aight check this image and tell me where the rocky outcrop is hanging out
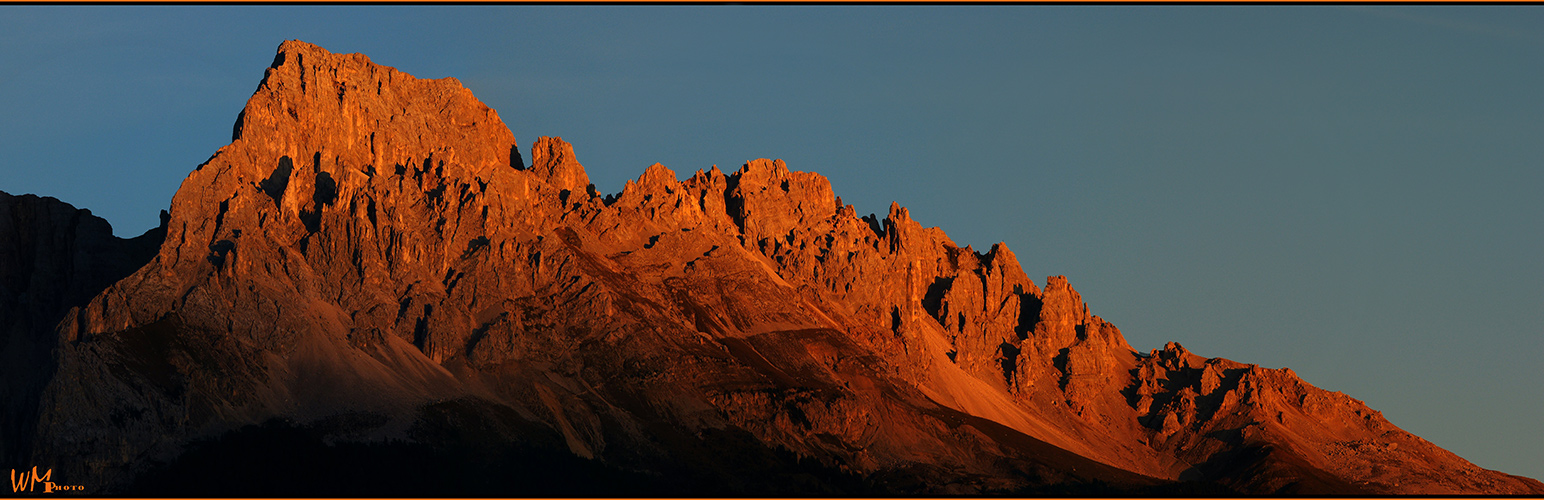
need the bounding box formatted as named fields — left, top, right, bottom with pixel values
left=1127, top=342, right=1541, bottom=494
left=528, top=136, right=592, bottom=199
left=7, top=40, right=1540, bottom=496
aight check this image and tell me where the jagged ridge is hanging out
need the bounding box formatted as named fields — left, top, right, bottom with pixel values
left=6, top=40, right=1540, bottom=495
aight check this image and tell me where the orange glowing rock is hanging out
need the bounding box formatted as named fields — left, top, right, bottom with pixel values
left=3, top=40, right=1537, bottom=495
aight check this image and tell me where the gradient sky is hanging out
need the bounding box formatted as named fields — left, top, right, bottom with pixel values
left=2, top=6, right=1540, bottom=481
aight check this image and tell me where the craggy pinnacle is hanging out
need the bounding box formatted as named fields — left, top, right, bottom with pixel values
left=7, top=40, right=1540, bottom=496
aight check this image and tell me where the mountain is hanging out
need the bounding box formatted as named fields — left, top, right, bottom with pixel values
left=4, top=40, right=1539, bottom=496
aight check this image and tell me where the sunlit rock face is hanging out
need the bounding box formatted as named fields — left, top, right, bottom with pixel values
left=6, top=40, right=1540, bottom=496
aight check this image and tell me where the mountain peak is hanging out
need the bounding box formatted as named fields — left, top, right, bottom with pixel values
left=233, top=39, right=516, bottom=174
left=529, top=136, right=590, bottom=196
left=7, top=40, right=1540, bottom=496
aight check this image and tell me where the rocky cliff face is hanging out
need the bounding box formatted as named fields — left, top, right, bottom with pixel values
left=6, top=40, right=1539, bottom=496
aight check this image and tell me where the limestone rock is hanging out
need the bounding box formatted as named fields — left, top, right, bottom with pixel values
left=1126, top=342, right=1541, bottom=494
left=529, top=136, right=592, bottom=199
left=5, top=40, right=1538, bottom=496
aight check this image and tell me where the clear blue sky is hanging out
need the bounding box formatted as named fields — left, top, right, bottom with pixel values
left=2, top=6, right=1540, bottom=481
